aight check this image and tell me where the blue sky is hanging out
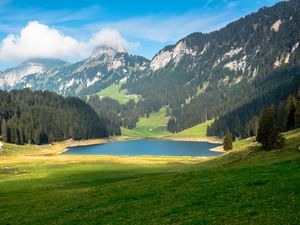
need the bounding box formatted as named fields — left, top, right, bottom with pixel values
left=0, top=0, right=281, bottom=69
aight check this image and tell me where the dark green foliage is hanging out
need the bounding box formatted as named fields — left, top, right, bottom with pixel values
left=1, top=119, right=8, bottom=142
left=256, top=107, right=285, bottom=149
left=167, top=118, right=176, bottom=133
left=88, top=96, right=140, bottom=135
left=286, top=95, right=297, bottom=130
left=275, top=102, right=288, bottom=132
left=0, top=89, right=108, bottom=144
left=295, top=88, right=300, bottom=127
left=223, top=132, right=233, bottom=151
left=88, top=96, right=122, bottom=136
left=295, top=103, right=300, bottom=128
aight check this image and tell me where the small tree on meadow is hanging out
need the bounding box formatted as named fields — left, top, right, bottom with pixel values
left=223, top=132, right=233, bottom=151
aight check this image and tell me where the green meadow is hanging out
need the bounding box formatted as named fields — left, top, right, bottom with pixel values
left=121, top=110, right=217, bottom=142
left=121, top=107, right=171, bottom=138
left=172, top=119, right=215, bottom=138
left=0, top=129, right=300, bottom=224
left=97, top=83, right=140, bottom=104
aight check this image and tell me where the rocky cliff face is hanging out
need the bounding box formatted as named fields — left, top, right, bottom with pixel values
left=0, top=58, right=67, bottom=89
left=7, top=46, right=149, bottom=96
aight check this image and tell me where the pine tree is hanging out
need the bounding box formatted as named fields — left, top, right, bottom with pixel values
left=223, top=132, right=233, bottom=151
left=257, top=107, right=274, bottom=149
left=275, top=102, right=288, bottom=132
left=296, top=87, right=300, bottom=127
left=167, top=118, right=176, bottom=133
left=295, top=102, right=300, bottom=128
left=1, top=119, right=8, bottom=142
left=256, top=107, right=285, bottom=149
left=286, top=95, right=297, bottom=130
left=33, top=129, right=42, bottom=145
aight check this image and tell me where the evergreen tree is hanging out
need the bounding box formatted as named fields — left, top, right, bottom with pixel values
left=257, top=107, right=274, bottom=149
left=286, top=95, right=297, bottom=130
left=296, top=88, right=300, bottom=127
left=167, top=118, right=176, bottom=133
left=275, top=102, right=288, bottom=132
left=1, top=119, right=8, bottom=142
left=256, top=107, right=285, bottom=149
left=33, top=129, right=42, bottom=145
left=223, top=132, right=233, bottom=151
left=295, top=102, right=300, bottom=128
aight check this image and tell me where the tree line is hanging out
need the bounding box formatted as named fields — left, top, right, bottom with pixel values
left=223, top=88, right=300, bottom=150
left=87, top=96, right=141, bottom=135
left=0, top=89, right=108, bottom=145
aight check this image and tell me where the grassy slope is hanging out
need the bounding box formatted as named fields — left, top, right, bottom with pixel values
left=121, top=108, right=215, bottom=139
left=96, top=85, right=213, bottom=139
left=122, top=107, right=171, bottom=138
left=172, top=119, right=214, bottom=138
left=0, top=129, right=300, bottom=224
left=97, top=83, right=140, bottom=104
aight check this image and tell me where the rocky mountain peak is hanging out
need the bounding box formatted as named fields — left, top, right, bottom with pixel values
left=90, top=45, right=126, bottom=61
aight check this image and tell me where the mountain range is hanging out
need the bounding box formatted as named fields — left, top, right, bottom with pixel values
left=0, top=0, right=300, bottom=137
left=0, top=45, right=149, bottom=96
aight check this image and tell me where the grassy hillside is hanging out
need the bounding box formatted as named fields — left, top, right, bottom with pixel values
left=122, top=107, right=171, bottom=138
left=97, top=83, right=140, bottom=104
left=0, top=129, right=300, bottom=224
left=121, top=108, right=215, bottom=139
left=172, top=119, right=215, bottom=138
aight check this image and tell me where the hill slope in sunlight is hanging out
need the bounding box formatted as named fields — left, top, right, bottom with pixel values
left=0, top=129, right=299, bottom=224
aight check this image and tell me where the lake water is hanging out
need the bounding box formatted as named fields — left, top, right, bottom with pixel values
left=63, top=139, right=223, bottom=157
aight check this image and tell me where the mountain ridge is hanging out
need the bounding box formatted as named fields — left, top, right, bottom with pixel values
left=6, top=45, right=150, bottom=96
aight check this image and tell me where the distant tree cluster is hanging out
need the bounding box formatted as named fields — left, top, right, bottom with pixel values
left=0, top=89, right=108, bottom=145
left=87, top=96, right=141, bottom=135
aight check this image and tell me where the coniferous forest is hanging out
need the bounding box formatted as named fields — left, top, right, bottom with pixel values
left=0, top=89, right=108, bottom=144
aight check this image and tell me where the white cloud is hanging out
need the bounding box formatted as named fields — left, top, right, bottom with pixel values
left=0, top=21, right=131, bottom=65
left=89, top=28, right=128, bottom=53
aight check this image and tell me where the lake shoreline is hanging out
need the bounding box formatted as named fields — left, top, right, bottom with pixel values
left=62, top=135, right=224, bottom=155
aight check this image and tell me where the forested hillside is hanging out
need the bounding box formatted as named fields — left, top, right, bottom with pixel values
left=123, top=0, right=300, bottom=133
left=0, top=89, right=108, bottom=144
left=208, top=86, right=300, bottom=138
